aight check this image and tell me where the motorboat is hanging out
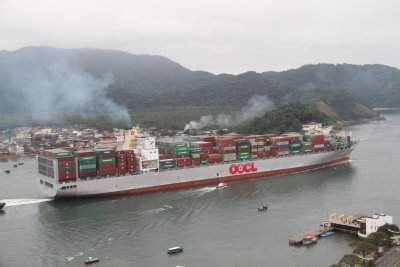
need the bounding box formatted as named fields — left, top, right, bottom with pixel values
left=18, top=162, right=24, bottom=165
left=84, top=257, right=99, bottom=264
left=302, top=235, right=318, bottom=245
left=0, top=202, right=5, bottom=210
left=216, top=183, right=227, bottom=189
left=4, top=170, right=10, bottom=174
left=168, top=247, right=183, bottom=254
left=258, top=204, right=268, bottom=211
left=163, top=205, right=173, bottom=210
left=320, top=231, right=335, bottom=238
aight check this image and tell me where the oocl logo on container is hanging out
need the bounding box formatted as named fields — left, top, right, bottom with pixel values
left=229, top=162, right=257, bottom=175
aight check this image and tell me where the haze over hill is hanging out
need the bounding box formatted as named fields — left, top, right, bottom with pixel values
left=0, top=46, right=398, bottom=129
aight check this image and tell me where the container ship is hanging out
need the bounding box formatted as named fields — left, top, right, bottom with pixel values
left=37, top=131, right=356, bottom=198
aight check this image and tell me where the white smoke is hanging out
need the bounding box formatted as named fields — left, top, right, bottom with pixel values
left=0, top=47, right=131, bottom=126
left=184, top=95, right=274, bottom=130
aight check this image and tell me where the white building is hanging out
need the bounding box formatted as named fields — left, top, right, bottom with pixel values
left=115, top=135, right=125, bottom=143
left=358, top=214, right=393, bottom=238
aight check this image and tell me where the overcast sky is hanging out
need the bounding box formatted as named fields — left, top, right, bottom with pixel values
left=1, top=0, right=399, bottom=74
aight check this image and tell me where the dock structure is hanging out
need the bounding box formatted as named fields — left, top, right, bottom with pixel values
left=325, top=213, right=365, bottom=233
left=289, top=226, right=332, bottom=246
left=289, top=213, right=366, bottom=246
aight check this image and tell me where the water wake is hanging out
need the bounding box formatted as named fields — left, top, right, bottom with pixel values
left=175, top=186, right=216, bottom=199
left=0, top=198, right=52, bottom=207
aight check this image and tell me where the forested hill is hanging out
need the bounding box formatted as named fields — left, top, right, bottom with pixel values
left=0, top=46, right=398, bottom=129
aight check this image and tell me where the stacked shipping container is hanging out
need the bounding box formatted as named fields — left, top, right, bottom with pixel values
left=76, top=151, right=97, bottom=179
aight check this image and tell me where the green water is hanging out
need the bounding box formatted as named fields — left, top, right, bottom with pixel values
left=1, top=110, right=399, bottom=266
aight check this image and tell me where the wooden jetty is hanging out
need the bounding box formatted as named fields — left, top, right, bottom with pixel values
left=289, top=226, right=331, bottom=246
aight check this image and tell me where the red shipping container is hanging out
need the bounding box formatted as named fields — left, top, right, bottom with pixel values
left=58, top=161, right=76, bottom=167
left=55, top=156, right=75, bottom=162
left=200, top=153, right=208, bottom=160
left=223, top=134, right=242, bottom=139
left=76, top=151, right=96, bottom=157
left=192, top=158, right=201, bottom=165
left=265, top=150, right=271, bottom=157
left=277, top=147, right=289, bottom=152
left=221, top=149, right=236, bottom=154
left=58, top=170, right=76, bottom=176
left=59, top=174, right=76, bottom=179
left=207, top=154, right=222, bottom=163
left=123, top=150, right=135, bottom=154
left=270, top=146, right=277, bottom=156
left=257, top=151, right=264, bottom=158
left=237, top=148, right=251, bottom=153
left=177, top=157, right=192, bottom=167
left=98, top=154, right=115, bottom=159
left=115, top=150, right=126, bottom=156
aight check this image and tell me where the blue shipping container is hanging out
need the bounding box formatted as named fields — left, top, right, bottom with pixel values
left=277, top=144, right=289, bottom=149
left=96, top=150, right=115, bottom=155
left=79, top=172, right=97, bottom=178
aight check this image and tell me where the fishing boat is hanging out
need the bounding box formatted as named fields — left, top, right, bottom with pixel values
left=18, top=162, right=24, bottom=165
left=302, top=235, right=318, bottom=245
left=0, top=202, right=5, bottom=210
left=215, top=182, right=227, bottom=189
left=84, top=257, right=99, bottom=264
left=168, top=247, right=183, bottom=254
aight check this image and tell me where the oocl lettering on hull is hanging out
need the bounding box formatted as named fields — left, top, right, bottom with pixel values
left=229, top=162, right=258, bottom=175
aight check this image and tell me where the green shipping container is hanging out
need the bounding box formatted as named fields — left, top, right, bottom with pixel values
left=302, top=142, right=313, bottom=146
left=290, top=150, right=301, bottom=154
left=237, top=152, right=251, bottom=159
left=99, top=158, right=116, bottom=163
left=53, top=151, right=72, bottom=157
left=59, top=166, right=76, bottom=171
left=79, top=160, right=96, bottom=165
left=79, top=164, right=97, bottom=170
left=200, top=160, right=208, bottom=164
left=289, top=143, right=301, bottom=148
left=78, top=156, right=96, bottom=161
left=302, top=149, right=313, bottom=153
left=161, top=164, right=175, bottom=169
left=237, top=145, right=251, bottom=149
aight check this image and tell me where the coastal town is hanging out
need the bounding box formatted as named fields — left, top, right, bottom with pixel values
left=0, top=126, right=127, bottom=158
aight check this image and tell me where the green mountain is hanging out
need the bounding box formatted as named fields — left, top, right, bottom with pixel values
left=1, top=46, right=398, bottom=129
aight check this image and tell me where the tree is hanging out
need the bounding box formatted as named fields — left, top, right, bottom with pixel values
left=366, top=232, right=388, bottom=247
left=339, top=254, right=361, bottom=267
left=377, top=224, right=400, bottom=240
left=350, top=241, right=377, bottom=264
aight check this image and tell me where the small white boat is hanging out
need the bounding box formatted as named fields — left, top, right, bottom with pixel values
left=84, top=257, right=99, bottom=264
left=163, top=205, right=173, bottom=210
left=168, top=246, right=183, bottom=254
left=302, top=235, right=318, bottom=245
left=216, top=183, right=227, bottom=189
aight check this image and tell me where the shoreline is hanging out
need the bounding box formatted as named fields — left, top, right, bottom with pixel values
left=373, top=107, right=400, bottom=111
left=336, top=115, right=386, bottom=127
